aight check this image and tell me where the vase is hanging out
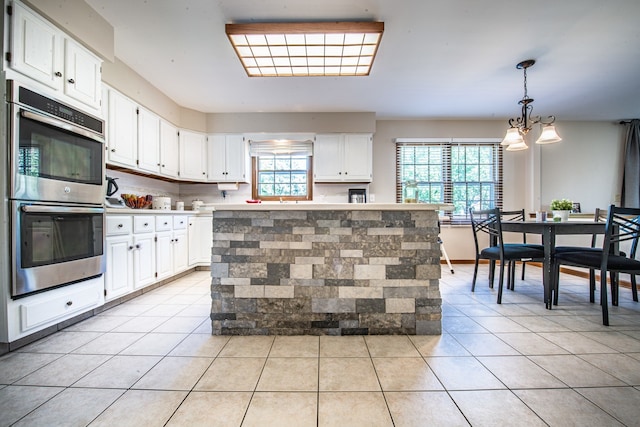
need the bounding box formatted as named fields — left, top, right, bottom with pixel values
left=552, top=210, right=570, bottom=222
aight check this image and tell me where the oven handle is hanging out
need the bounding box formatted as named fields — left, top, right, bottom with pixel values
left=21, top=205, right=105, bottom=214
left=21, top=109, right=105, bottom=144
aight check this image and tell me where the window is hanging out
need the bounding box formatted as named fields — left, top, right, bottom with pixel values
left=395, top=138, right=503, bottom=223
left=250, top=139, right=314, bottom=201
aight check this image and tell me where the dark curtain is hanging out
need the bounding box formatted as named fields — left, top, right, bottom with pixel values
left=622, top=119, right=640, bottom=208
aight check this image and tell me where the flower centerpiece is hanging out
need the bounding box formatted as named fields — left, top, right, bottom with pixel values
left=550, top=198, right=572, bottom=222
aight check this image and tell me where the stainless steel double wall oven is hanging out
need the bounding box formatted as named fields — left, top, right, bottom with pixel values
left=7, top=80, right=106, bottom=297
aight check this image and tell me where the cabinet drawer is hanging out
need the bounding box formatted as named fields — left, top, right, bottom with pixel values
left=106, top=216, right=132, bottom=235
left=156, top=216, right=172, bottom=232
left=173, top=216, right=188, bottom=230
left=20, top=283, right=100, bottom=332
left=134, top=216, right=155, bottom=233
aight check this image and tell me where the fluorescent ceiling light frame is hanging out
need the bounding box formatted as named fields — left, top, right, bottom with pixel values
left=226, top=21, right=384, bottom=77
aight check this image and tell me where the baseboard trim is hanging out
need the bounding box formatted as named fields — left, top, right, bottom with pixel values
left=440, top=260, right=634, bottom=288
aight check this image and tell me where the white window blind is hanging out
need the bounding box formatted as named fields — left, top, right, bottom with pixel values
left=395, top=138, right=503, bottom=223
left=249, top=139, right=313, bottom=157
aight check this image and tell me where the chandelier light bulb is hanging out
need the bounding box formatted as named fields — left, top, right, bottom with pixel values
left=535, top=124, right=562, bottom=144
left=501, top=127, right=524, bottom=146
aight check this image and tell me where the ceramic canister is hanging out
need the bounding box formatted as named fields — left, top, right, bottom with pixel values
left=152, top=197, right=171, bottom=210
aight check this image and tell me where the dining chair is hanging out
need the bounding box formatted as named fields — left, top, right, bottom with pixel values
left=501, top=209, right=543, bottom=290
left=470, top=208, right=545, bottom=303
left=553, top=205, right=640, bottom=326
left=554, top=208, right=608, bottom=304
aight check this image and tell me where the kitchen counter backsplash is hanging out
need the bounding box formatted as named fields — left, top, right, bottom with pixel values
left=106, top=169, right=180, bottom=206
left=110, top=169, right=373, bottom=209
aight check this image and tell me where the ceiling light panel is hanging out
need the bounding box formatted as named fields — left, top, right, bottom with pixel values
left=226, top=21, right=384, bottom=77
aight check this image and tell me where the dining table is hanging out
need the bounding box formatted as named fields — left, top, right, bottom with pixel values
left=500, top=220, right=606, bottom=309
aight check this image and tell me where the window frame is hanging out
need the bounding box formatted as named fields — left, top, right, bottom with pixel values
left=251, top=154, right=314, bottom=201
left=395, top=138, right=503, bottom=224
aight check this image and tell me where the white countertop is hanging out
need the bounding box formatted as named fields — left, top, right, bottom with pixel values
left=211, top=203, right=451, bottom=211
left=105, top=208, right=206, bottom=215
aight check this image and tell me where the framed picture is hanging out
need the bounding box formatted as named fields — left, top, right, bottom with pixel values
left=571, top=202, right=581, bottom=213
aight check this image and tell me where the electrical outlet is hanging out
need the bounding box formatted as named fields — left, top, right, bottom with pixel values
left=369, top=194, right=375, bottom=202
left=614, top=194, right=621, bottom=203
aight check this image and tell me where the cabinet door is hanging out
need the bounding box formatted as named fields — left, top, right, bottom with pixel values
left=225, top=134, right=248, bottom=182
left=107, top=89, right=138, bottom=168
left=155, top=231, right=173, bottom=281
left=173, top=229, right=189, bottom=273
left=133, top=234, right=155, bottom=289
left=10, top=2, right=63, bottom=90
left=105, top=235, right=133, bottom=301
left=206, top=134, right=227, bottom=182
left=160, top=120, right=180, bottom=178
left=343, top=134, right=373, bottom=182
left=179, top=130, right=207, bottom=181
left=63, top=38, right=102, bottom=109
left=313, top=134, right=343, bottom=181
left=137, top=107, right=161, bottom=174
left=188, top=217, right=199, bottom=265
left=188, top=216, right=212, bottom=265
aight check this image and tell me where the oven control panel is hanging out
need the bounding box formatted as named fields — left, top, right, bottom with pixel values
left=13, top=83, right=103, bottom=135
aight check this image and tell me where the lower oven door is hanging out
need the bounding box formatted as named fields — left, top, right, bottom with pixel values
left=12, top=201, right=106, bottom=297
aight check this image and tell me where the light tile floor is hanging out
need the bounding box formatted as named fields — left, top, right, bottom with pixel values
left=2, top=267, right=640, bottom=426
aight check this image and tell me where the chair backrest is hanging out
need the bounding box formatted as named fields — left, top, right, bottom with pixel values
left=469, top=207, right=503, bottom=254
left=501, top=209, right=527, bottom=243
left=591, top=208, right=608, bottom=247
left=602, top=205, right=640, bottom=263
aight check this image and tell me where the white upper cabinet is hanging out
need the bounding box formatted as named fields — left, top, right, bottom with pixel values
left=9, top=1, right=63, bottom=90
left=159, top=120, right=180, bottom=179
left=314, top=134, right=373, bottom=182
left=179, top=130, right=207, bottom=181
left=207, top=134, right=248, bottom=182
left=106, top=87, right=138, bottom=168
left=137, top=107, right=161, bottom=174
left=8, top=0, right=102, bottom=110
left=63, top=38, right=102, bottom=109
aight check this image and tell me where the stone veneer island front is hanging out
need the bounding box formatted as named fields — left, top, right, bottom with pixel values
left=210, top=203, right=447, bottom=335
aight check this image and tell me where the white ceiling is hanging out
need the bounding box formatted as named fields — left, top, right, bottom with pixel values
left=85, top=0, right=640, bottom=121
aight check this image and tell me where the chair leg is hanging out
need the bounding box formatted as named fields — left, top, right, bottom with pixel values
left=588, top=269, right=596, bottom=303
left=521, top=261, right=526, bottom=280
left=601, top=272, right=609, bottom=326
left=611, top=273, right=619, bottom=306
left=511, top=261, right=517, bottom=291
left=471, top=258, right=479, bottom=292
left=632, top=275, right=638, bottom=302
left=497, top=260, right=505, bottom=304
left=488, top=260, right=495, bottom=289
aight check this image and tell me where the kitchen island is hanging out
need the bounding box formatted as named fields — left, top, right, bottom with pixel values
left=210, top=203, right=446, bottom=335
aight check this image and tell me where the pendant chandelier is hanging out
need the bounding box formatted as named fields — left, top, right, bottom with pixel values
left=501, top=59, right=562, bottom=151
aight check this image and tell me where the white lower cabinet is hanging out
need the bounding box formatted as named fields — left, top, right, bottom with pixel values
left=133, top=233, right=156, bottom=289
left=105, top=216, right=134, bottom=301
left=7, top=276, right=105, bottom=342
left=105, top=234, right=134, bottom=300
left=155, top=231, right=173, bottom=281
left=188, top=215, right=213, bottom=265
left=105, top=213, right=191, bottom=301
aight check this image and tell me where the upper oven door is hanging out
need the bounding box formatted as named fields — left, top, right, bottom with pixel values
left=9, top=101, right=105, bottom=204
